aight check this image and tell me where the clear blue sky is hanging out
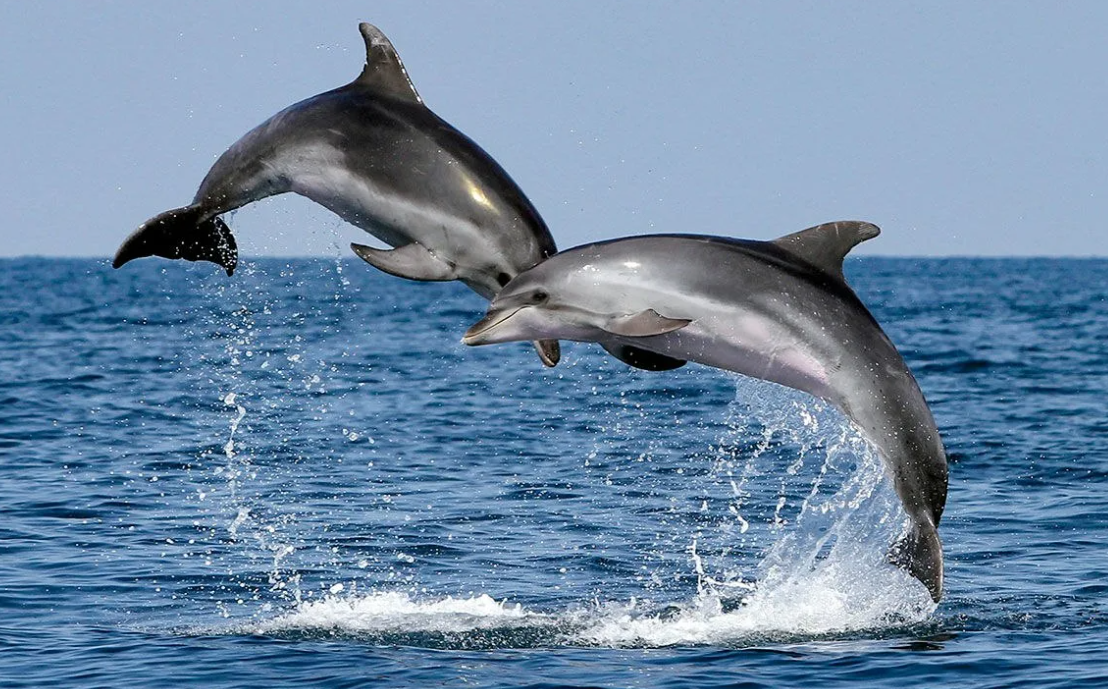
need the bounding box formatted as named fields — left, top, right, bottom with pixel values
left=2, top=1, right=1105, bottom=257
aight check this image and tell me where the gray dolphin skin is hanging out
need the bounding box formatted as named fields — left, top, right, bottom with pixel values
left=113, top=23, right=559, bottom=366
left=463, top=222, right=949, bottom=601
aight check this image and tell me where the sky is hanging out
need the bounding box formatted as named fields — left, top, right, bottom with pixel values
left=1, top=1, right=1106, bottom=258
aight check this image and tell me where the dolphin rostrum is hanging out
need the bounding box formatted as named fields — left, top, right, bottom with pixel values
left=463, top=222, right=949, bottom=601
left=113, top=23, right=559, bottom=366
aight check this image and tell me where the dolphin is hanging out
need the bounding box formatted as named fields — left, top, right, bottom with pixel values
left=462, top=221, right=949, bottom=601
left=113, top=23, right=559, bottom=366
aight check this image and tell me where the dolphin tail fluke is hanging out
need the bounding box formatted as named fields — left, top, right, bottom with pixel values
left=889, top=519, right=944, bottom=603
left=113, top=206, right=237, bottom=276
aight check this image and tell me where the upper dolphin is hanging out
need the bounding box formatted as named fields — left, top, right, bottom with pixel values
left=463, top=221, right=949, bottom=601
left=113, top=23, right=559, bottom=365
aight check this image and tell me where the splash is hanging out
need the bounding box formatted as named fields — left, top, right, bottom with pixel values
left=571, top=577, right=929, bottom=647
left=232, top=375, right=935, bottom=648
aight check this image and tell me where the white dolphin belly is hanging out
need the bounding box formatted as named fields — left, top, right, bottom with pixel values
left=279, top=143, right=497, bottom=269
left=618, top=309, right=837, bottom=402
left=281, top=144, right=431, bottom=248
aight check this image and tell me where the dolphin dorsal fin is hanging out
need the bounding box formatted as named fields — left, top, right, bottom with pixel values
left=772, top=220, right=880, bottom=282
left=353, top=23, right=422, bottom=104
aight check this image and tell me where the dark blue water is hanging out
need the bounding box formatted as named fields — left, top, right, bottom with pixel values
left=1, top=256, right=1106, bottom=687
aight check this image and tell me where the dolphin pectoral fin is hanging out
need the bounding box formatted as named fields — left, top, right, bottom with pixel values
left=600, top=343, right=687, bottom=371
left=889, top=519, right=944, bottom=602
left=602, top=309, right=692, bottom=338
left=113, top=206, right=237, bottom=276
left=353, top=23, right=422, bottom=104
left=534, top=340, right=560, bottom=367
left=772, top=220, right=880, bottom=282
left=350, top=242, right=456, bottom=282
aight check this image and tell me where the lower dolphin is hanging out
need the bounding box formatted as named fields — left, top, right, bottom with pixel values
left=462, top=221, right=949, bottom=601
left=113, top=23, right=559, bottom=366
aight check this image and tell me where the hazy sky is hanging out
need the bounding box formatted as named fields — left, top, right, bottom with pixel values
left=2, top=1, right=1106, bottom=257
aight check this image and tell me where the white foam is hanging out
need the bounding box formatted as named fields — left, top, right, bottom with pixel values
left=254, top=591, right=545, bottom=635
left=574, top=559, right=933, bottom=647
left=244, top=573, right=932, bottom=647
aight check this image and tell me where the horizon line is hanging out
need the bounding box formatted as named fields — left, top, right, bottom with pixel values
left=4, top=253, right=1108, bottom=261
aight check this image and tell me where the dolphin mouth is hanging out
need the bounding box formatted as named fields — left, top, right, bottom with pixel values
left=463, top=307, right=522, bottom=346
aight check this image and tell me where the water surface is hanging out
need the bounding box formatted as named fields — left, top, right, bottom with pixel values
left=1, top=257, right=1105, bottom=687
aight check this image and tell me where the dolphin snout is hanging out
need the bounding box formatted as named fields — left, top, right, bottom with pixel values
left=462, top=307, right=521, bottom=346
left=465, top=308, right=559, bottom=366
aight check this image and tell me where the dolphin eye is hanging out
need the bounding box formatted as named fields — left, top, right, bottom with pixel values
left=531, top=290, right=549, bottom=303
left=496, top=272, right=512, bottom=287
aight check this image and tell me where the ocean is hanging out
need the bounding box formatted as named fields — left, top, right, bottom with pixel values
left=1, top=256, right=1105, bottom=687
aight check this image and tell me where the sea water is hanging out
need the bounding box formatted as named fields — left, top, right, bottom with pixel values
left=0, top=256, right=1105, bottom=687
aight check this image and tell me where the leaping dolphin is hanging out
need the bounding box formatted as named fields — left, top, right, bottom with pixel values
left=113, top=23, right=559, bottom=366
left=462, top=221, right=949, bottom=601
